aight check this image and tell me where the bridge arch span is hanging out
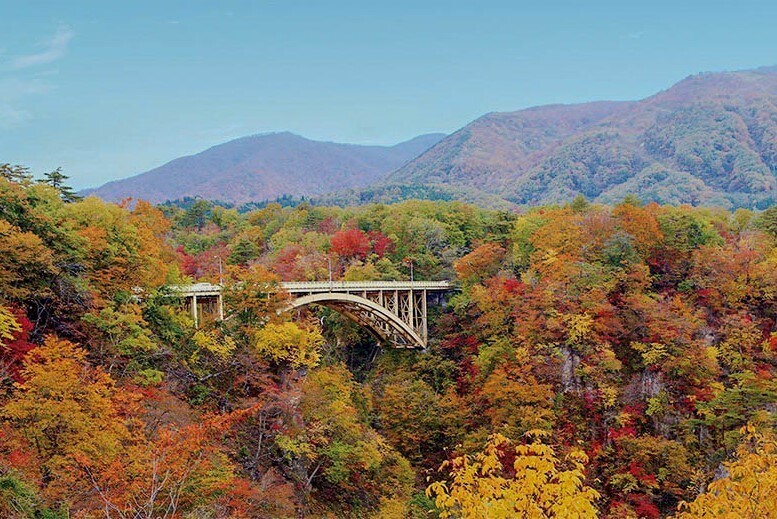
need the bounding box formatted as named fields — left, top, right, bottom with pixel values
left=287, top=292, right=425, bottom=349
left=169, top=280, right=453, bottom=349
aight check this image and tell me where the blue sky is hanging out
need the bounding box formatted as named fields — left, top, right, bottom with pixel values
left=2, top=0, right=775, bottom=189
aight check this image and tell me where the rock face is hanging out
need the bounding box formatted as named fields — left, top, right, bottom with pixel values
left=386, top=67, right=777, bottom=209
left=560, top=346, right=583, bottom=393
left=639, top=370, right=664, bottom=400
left=86, top=132, right=445, bottom=205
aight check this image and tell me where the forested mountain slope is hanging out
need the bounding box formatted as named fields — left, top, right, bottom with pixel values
left=388, top=67, right=777, bottom=209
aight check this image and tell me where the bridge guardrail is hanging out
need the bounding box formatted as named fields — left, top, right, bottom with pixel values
left=281, top=280, right=453, bottom=291
left=167, top=280, right=455, bottom=295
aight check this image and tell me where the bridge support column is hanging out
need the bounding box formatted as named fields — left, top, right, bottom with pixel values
left=422, top=289, right=427, bottom=344
left=408, top=288, right=415, bottom=338
left=191, top=294, right=198, bottom=327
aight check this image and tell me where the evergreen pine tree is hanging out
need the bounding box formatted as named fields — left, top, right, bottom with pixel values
left=42, top=168, right=81, bottom=203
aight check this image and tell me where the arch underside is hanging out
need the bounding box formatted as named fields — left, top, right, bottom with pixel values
left=287, top=292, right=425, bottom=349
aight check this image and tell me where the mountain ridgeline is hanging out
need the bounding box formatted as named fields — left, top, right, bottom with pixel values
left=389, top=67, right=777, bottom=209
left=89, top=67, right=777, bottom=209
left=88, top=132, right=446, bottom=205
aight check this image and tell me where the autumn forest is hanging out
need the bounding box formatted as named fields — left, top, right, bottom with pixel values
left=1, top=163, right=776, bottom=518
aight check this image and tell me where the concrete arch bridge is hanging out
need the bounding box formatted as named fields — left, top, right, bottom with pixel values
left=171, top=280, right=453, bottom=349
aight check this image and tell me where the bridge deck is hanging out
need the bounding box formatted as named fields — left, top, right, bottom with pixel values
left=169, top=280, right=453, bottom=295
left=282, top=280, right=452, bottom=293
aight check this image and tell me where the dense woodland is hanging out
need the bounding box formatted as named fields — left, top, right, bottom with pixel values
left=1, top=163, right=776, bottom=518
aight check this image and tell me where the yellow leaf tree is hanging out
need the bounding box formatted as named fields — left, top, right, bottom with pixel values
left=1, top=337, right=132, bottom=506
left=427, top=431, right=600, bottom=519
left=0, top=305, right=21, bottom=347
left=253, top=321, right=323, bottom=372
left=0, top=219, right=56, bottom=301
left=675, top=425, right=777, bottom=519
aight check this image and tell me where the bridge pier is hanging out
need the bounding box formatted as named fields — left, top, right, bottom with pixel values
left=176, top=283, right=225, bottom=327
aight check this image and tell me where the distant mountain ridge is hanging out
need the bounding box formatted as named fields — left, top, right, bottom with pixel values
left=87, top=132, right=446, bottom=204
left=89, top=66, right=777, bottom=210
left=386, top=67, right=777, bottom=209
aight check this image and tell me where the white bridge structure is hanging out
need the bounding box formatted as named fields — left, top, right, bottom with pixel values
left=170, top=281, right=454, bottom=349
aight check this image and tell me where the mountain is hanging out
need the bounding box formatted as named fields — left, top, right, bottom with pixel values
left=87, top=132, right=446, bottom=204
left=89, top=67, right=777, bottom=210
left=386, top=67, right=777, bottom=209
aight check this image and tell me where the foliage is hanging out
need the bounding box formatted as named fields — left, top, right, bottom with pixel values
left=330, top=227, right=372, bottom=260
left=0, top=306, right=21, bottom=348
left=1, top=337, right=131, bottom=508
left=427, top=432, right=600, bottom=518
left=3, top=167, right=777, bottom=516
left=253, top=321, right=324, bottom=371
left=454, top=242, right=506, bottom=286
left=676, top=425, right=777, bottom=518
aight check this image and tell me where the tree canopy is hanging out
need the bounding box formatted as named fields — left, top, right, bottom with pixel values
left=0, top=166, right=776, bottom=517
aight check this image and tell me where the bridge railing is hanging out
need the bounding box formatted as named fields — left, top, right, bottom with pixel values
left=281, top=280, right=453, bottom=292
left=166, top=283, right=223, bottom=295
left=167, top=280, right=454, bottom=295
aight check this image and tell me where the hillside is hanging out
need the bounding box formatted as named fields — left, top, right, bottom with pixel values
left=86, top=132, right=445, bottom=204
left=387, top=67, right=777, bottom=209
left=4, top=170, right=777, bottom=516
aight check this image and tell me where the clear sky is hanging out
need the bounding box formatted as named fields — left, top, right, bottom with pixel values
left=2, top=0, right=775, bottom=189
